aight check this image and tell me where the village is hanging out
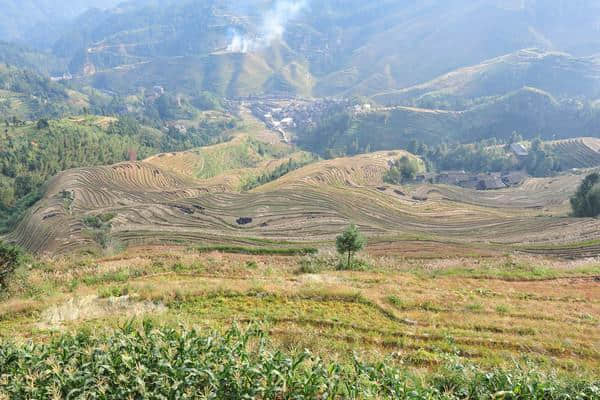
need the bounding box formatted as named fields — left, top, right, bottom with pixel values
left=243, top=96, right=358, bottom=142
left=412, top=169, right=528, bottom=190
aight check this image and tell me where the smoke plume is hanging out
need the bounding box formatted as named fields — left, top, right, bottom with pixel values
left=227, top=0, right=308, bottom=53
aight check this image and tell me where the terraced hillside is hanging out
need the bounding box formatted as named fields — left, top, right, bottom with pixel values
left=6, top=136, right=600, bottom=258
left=145, top=135, right=313, bottom=192
left=549, top=137, right=600, bottom=170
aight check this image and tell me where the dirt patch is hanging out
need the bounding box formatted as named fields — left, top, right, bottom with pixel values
left=38, top=295, right=166, bottom=329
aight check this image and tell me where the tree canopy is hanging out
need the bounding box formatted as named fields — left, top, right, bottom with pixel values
left=570, top=173, right=600, bottom=217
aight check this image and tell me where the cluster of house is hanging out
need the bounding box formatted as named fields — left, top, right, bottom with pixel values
left=410, top=143, right=530, bottom=190
left=248, top=97, right=353, bottom=141
left=414, top=170, right=528, bottom=190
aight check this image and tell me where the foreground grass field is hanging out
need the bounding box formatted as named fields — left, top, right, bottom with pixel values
left=2, top=324, right=598, bottom=399
left=0, top=245, right=598, bottom=398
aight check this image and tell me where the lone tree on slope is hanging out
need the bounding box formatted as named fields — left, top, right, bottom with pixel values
left=336, top=224, right=366, bottom=268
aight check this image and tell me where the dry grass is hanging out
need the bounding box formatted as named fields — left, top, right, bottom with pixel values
left=1, top=248, right=598, bottom=377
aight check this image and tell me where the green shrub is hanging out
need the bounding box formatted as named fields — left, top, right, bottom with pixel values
left=336, top=258, right=371, bottom=271
left=383, top=156, right=422, bottom=184
left=98, top=285, right=130, bottom=298
left=387, top=295, right=408, bottom=310
left=297, top=258, right=320, bottom=274
left=571, top=173, right=600, bottom=217
left=0, top=241, right=22, bottom=290
left=195, top=245, right=318, bottom=256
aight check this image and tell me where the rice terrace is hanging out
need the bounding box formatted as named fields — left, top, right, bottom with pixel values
left=1, top=0, right=600, bottom=398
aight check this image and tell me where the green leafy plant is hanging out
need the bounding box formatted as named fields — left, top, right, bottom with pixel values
left=0, top=325, right=598, bottom=399
left=383, top=156, right=422, bottom=184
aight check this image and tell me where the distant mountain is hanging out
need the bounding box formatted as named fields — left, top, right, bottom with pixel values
left=2, top=0, right=600, bottom=149
left=0, top=0, right=124, bottom=46
left=36, top=0, right=600, bottom=98
left=0, top=42, right=67, bottom=76
left=303, top=0, right=600, bottom=96
left=372, top=49, right=600, bottom=109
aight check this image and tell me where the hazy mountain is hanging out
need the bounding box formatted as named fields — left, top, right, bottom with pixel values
left=0, top=0, right=124, bottom=46
left=2, top=0, right=600, bottom=147
left=31, top=0, right=600, bottom=98
left=0, top=42, right=67, bottom=75
left=373, top=49, right=600, bottom=109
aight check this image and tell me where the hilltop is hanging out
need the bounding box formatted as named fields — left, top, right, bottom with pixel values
left=0, top=64, right=87, bottom=120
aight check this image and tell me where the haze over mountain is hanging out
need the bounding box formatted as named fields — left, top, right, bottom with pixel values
left=11, top=0, right=594, bottom=97
left=0, top=0, right=124, bottom=46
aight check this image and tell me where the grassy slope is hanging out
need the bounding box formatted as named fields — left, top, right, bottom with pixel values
left=1, top=248, right=598, bottom=387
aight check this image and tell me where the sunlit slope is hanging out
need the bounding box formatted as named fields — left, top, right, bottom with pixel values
left=547, top=138, right=600, bottom=170
left=7, top=144, right=600, bottom=257
left=145, top=135, right=313, bottom=192
left=253, top=151, right=418, bottom=190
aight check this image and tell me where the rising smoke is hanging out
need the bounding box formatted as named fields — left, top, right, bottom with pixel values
left=227, top=0, right=308, bottom=53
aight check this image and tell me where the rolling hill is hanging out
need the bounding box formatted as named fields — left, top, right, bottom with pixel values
left=2, top=2, right=600, bottom=394
left=295, top=87, right=600, bottom=154
left=7, top=135, right=600, bottom=257
left=0, top=64, right=88, bottom=120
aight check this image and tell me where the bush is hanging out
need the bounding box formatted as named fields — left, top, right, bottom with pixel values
left=98, top=285, right=130, bottom=298
left=336, top=257, right=371, bottom=271
left=296, top=255, right=328, bottom=274
left=0, top=241, right=22, bottom=290
left=571, top=173, right=600, bottom=217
